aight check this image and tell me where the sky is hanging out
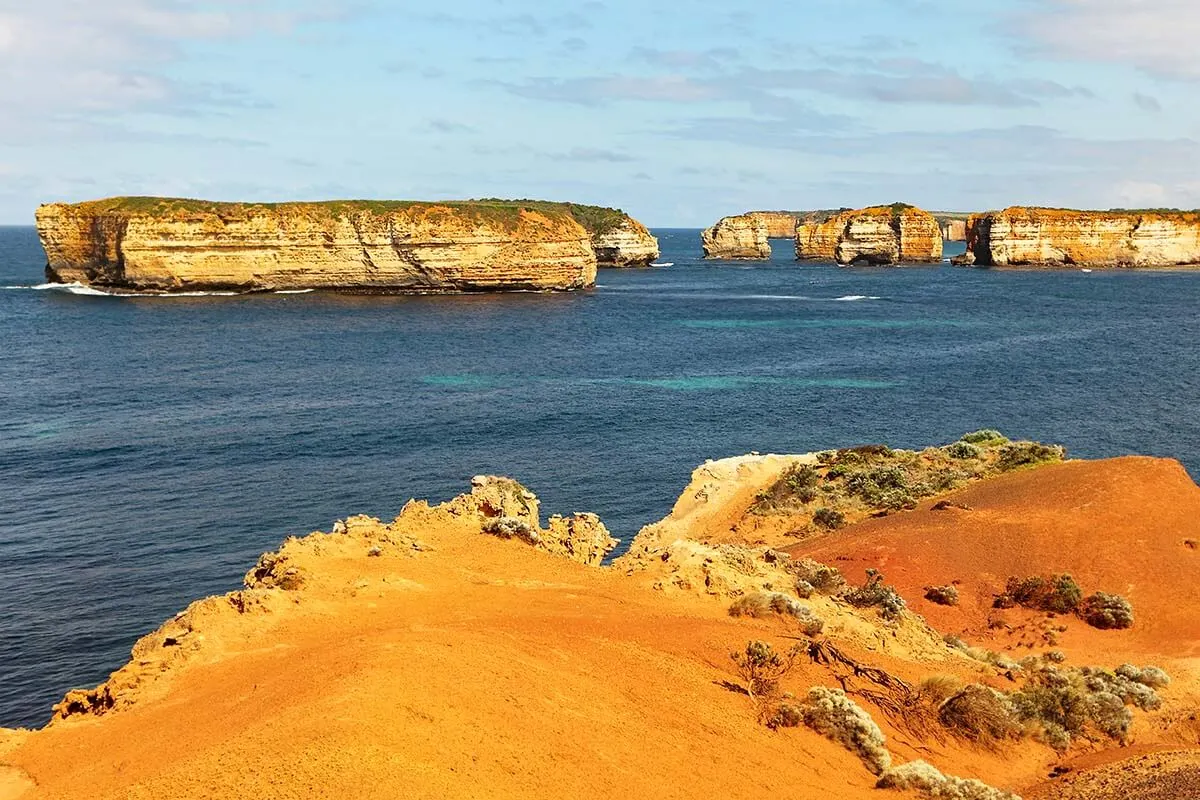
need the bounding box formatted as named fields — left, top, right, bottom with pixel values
left=1, top=0, right=1198, bottom=225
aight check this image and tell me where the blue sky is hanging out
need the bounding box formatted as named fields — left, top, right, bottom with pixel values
left=1, top=0, right=1197, bottom=225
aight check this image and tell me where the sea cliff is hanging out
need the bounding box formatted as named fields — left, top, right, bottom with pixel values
left=701, top=214, right=771, bottom=259
left=34, top=198, right=648, bottom=293
left=746, top=211, right=803, bottom=239
left=590, top=215, right=660, bottom=267
left=959, top=207, right=1200, bottom=268
left=795, top=205, right=943, bottom=265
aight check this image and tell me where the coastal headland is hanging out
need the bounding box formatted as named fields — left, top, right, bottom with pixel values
left=2, top=435, right=1198, bottom=799
left=35, top=197, right=659, bottom=294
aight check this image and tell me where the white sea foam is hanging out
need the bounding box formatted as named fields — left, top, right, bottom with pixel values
left=832, top=295, right=882, bottom=302
left=29, top=282, right=116, bottom=296
left=21, top=282, right=247, bottom=297
left=274, top=289, right=315, bottom=294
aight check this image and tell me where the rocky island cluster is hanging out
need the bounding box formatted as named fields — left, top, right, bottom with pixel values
left=702, top=204, right=1200, bottom=269
left=35, top=197, right=659, bottom=294
left=704, top=204, right=944, bottom=265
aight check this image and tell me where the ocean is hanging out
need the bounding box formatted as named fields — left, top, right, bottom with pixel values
left=2, top=226, right=1199, bottom=727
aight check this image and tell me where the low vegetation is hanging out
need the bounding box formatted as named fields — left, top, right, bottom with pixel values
left=930, top=661, right=1169, bottom=751
left=70, top=196, right=632, bottom=234
left=994, top=574, right=1135, bottom=630
left=728, top=593, right=825, bottom=636
left=924, top=585, right=960, bottom=606
left=481, top=517, right=540, bottom=546
left=1079, top=592, right=1135, bottom=630
left=730, top=640, right=800, bottom=700
left=843, top=569, right=907, bottom=621
left=792, top=686, right=892, bottom=775
left=877, top=761, right=1019, bottom=800
left=747, top=432, right=1065, bottom=533
left=789, top=558, right=848, bottom=597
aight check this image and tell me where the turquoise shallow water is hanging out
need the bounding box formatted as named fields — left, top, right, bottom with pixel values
left=2, top=227, right=1200, bottom=726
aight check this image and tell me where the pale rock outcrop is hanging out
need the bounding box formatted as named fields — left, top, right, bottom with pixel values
left=701, top=214, right=771, bottom=259
left=747, top=211, right=802, bottom=239
left=962, top=207, right=1200, bottom=268
left=36, top=198, right=599, bottom=293
left=591, top=217, right=660, bottom=267
left=449, top=476, right=617, bottom=566
left=939, top=218, right=968, bottom=242
left=795, top=205, right=943, bottom=265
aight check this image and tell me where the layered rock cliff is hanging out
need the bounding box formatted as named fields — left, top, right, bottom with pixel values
left=588, top=215, right=660, bottom=267
left=795, top=205, right=944, bottom=265
left=959, top=207, right=1200, bottom=268
left=938, top=218, right=968, bottom=242
left=701, top=214, right=771, bottom=259
left=36, top=197, right=604, bottom=293
left=746, top=211, right=802, bottom=239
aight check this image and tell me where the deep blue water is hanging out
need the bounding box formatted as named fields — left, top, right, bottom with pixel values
left=3, top=226, right=1200, bottom=727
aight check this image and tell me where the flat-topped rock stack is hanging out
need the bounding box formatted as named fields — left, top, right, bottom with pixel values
left=35, top=197, right=660, bottom=293
left=796, top=204, right=943, bottom=265
left=957, top=207, right=1200, bottom=268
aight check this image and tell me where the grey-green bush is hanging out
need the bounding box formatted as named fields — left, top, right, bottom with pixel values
left=799, top=687, right=892, bottom=775
left=877, top=760, right=1020, bottom=800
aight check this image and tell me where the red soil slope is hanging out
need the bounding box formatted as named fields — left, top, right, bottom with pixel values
left=790, top=457, right=1200, bottom=662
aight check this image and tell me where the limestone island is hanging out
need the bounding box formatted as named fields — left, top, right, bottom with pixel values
left=3, top=434, right=1199, bottom=798
left=795, top=205, right=943, bottom=265
left=34, top=197, right=660, bottom=294
left=702, top=205, right=948, bottom=265
left=955, top=207, right=1200, bottom=269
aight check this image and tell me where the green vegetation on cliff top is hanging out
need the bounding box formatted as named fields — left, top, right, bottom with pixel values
left=57, top=196, right=631, bottom=235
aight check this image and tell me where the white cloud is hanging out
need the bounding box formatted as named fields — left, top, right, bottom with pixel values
left=0, top=1, right=330, bottom=141
left=1012, top=0, right=1200, bottom=80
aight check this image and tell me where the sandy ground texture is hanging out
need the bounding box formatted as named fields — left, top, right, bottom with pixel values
left=2, top=454, right=1198, bottom=799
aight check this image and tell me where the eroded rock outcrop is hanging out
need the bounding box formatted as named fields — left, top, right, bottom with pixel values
left=36, top=197, right=601, bottom=293
left=961, top=208, right=1200, bottom=268
left=795, top=205, right=943, bottom=265
left=701, top=214, right=771, bottom=259
left=747, top=211, right=803, bottom=239
left=939, top=218, right=968, bottom=242
left=444, top=475, right=617, bottom=566
left=590, top=216, right=660, bottom=267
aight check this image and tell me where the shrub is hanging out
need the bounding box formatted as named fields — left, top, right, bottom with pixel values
left=750, top=464, right=822, bottom=512
left=799, top=687, right=892, bottom=775
left=812, top=507, right=846, bottom=530
left=946, top=441, right=983, bottom=460
left=844, top=569, right=907, bottom=621
left=789, top=558, right=847, bottom=595
left=1116, top=664, right=1170, bottom=689
left=730, top=640, right=799, bottom=699
left=482, top=516, right=541, bottom=545
left=728, top=593, right=825, bottom=636
left=925, top=585, right=960, bottom=606
left=994, top=574, right=1082, bottom=614
left=1006, top=663, right=1167, bottom=748
left=766, top=702, right=804, bottom=729
left=918, top=675, right=965, bottom=707
left=996, top=442, right=1065, bottom=471
left=938, top=685, right=1021, bottom=743
left=960, top=429, right=1009, bottom=446
left=877, top=760, right=1019, bottom=800
left=1080, top=592, right=1134, bottom=630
